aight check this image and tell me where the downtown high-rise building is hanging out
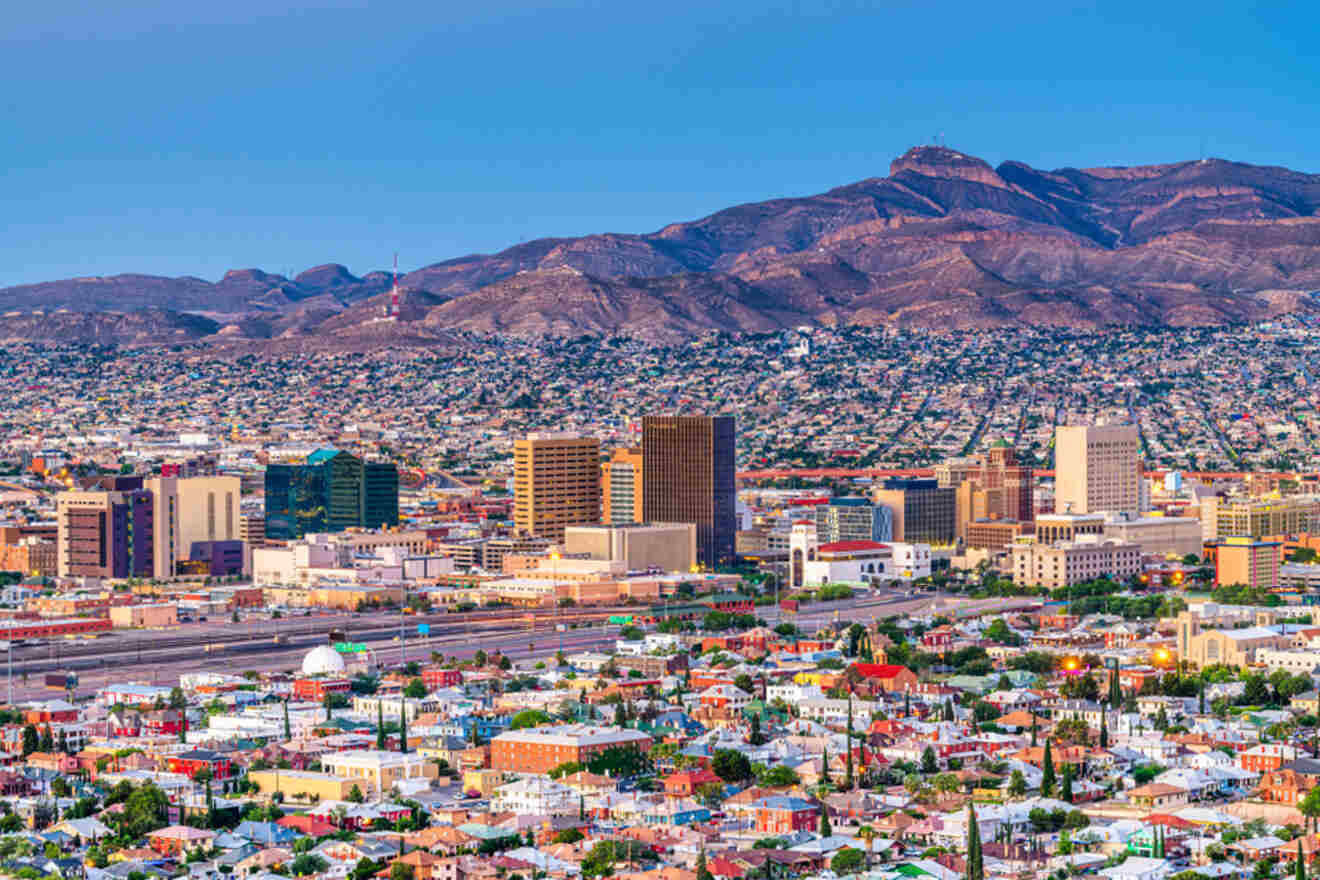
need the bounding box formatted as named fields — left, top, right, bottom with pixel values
left=950, top=440, right=1034, bottom=541
left=265, top=449, right=399, bottom=540
left=513, top=433, right=602, bottom=542
left=1053, top=424, right=1141, bottom=515
left=601, top=446, right=644, bottom=525
left=641, top=415, right=736, bottom=568
left=56, top=482, right=154, bottom=579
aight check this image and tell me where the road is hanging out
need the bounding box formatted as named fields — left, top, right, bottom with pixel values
left=0, top=590, right=1039, bottom=703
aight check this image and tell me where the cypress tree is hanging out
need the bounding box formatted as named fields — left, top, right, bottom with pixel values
left=903, top=691, right=910, bottom=717
left=579, top=794, right=585, bottom=821
left=822, top=746, right=831, bottom=785
left=845, top=696, right=854, bottom=790
left=1061, top=764, right=1073, bottom=804
left=323, top=690, right=332, bottom=722
left=1100, top=712, right=1108, bottom=749
left=1030, top=712, right=1038, bottom=747
left=696, top=847, right=713, bottom=880
left=1040, top=740, right=1056, bottom=798
left=1297, top=839, right=1305, bottom=880
left=965, top=803, right=983, bottom=880
left=399, top=708, right=409, bottom=754
left=376, top=701, right=386, bottom=749
left=1199, top=677, right=1206, bottom=715
left=819, top=807, right=832, bottom=838
left=283, top=700, right=291, bottom=740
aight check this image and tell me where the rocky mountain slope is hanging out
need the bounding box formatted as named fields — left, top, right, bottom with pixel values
left=6, top=146, right=1320, bottom=344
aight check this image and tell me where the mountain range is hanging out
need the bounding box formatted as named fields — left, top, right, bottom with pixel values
left=6, top=145, right=1320, bottom=347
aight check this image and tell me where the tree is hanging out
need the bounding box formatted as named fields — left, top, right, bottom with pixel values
left=474, top=649, right=488, bottom=667
left=404, top=678, right=427, bottom=699
left=695, top=847, right=713, bottom=880
left=554, top=828, right=585, bottom=844
left=1298, top=840, right=1306, bottom=880
left=845, top=696, right=855, bottom=789
left=389, top=862, right=415, bottom=880
left=123, top=783, right=170, bottom=837
left=1007, top=770, right=1027, bottom=799
left=399, top=708, right=409, bottom=754
left=759, top=765, right=800, bottom=787
left=376, top=702, right=386, bottom=749
left=1061, top=764, right=1074, bottom=804
left=293, top=855, right=330, bottom=876
left=934, top=773, right=960, bottom=794
left=831, top=848, right=865, bottom=875
left=921, top=746, right=938, bottom=775
left=20, top=724, right=38, bottom=756
left=712, top=749, right=753, bottom=783
left=819, top=807, right=832, bottom=838
left=1040, top=740, right=1056, bottom=799
left=347, top=784, right=366, bottom=804
left=1100, top=711, right=1109, bottom=749
left=1030, top=712, right=1038, bottom=747
left=965, top=803, right=983, bottom=880
left=511, top=709, right=553, bottom=730
left=57, top=729, right=69, bottom=754
left=749, top=712, right=767, bottom=746
left=1300, top=786, right=1320, bottom=833
left=283, top=700, right=292, bottom=740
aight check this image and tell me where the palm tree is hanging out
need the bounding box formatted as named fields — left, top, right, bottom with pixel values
left=856, top=825, right=878, bottom=868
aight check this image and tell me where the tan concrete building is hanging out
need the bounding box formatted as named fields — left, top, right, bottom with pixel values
left=1034, top=512, right=1105, bottom=544
left=1213, top=536, right=1281, bottom=588
left=248, top=769, right=376, bottom=802
left=109, top=603, right=179, bottom=628
left=319, top=749, right=438, bottom=791
left=1200, top=495, right=1320, bottom=542
left=1009, top=535, right=1143, bottom=589
left=1102, top=514, right=1202, bottom=558
left=514, top=433, right=601, bottom=542
left=144, top=476, right=242, bottom=577
left=601, top=446, right=644, bottom=525
left=1053, top=424, right=1141, bottom=515
left=56, top=487, right=155, bottom=579
left=562, top=522, right=696, bottom=572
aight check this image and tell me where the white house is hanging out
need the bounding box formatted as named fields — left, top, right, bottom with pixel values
left=491, top=777, right=578, bottom=816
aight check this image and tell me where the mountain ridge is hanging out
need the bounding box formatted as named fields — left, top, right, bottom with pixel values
left=6, top=145, right=1320, bottom=345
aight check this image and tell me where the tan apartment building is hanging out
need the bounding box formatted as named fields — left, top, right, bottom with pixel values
left=1054, top=424, right=1141, bottom=515
left=1212, top=536, right=1281, bottom=588
left=513, top=433, right=601, bottom=543
left=1200, top=495, right=1320, bottom=542
left=601, top=446, right=644, bottom=524
left=56, top=487, right=155, bottom=579
left=1010, top=535, right=1143, bottom=589
left=318, top=750, right=437, bottom=792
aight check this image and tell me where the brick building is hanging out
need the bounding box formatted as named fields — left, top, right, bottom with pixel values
left=490, top=724, right=652, bottom=773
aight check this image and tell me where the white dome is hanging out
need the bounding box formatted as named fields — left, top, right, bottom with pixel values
left=302, top=645, right=347, bottom=676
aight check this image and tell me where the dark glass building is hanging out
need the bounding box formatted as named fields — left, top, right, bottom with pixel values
left=641, top=415, right=736, bottom=568
left=265, top=449, right=399, bottom=540
left=874, top=477, right=956, bottom=546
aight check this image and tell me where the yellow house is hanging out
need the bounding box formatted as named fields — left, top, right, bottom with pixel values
left=462, top=768, right=504, bottom=797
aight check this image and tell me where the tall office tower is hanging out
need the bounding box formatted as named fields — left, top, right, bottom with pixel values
left=951, top=440, right=1034, bottom=541
left=145, top=475, right=242, bottom=577
left=601, top=447, right=644, bottom=525
left=641, top=415, right=736, bottom=568
left=873, top=477, right=956, bottom=545
left=814, top=497, right=893, bottom=543
left=364, top=462, right=400, bottom=531
left=265, top=449, right=399, bottom=540
left=513, top=433, right=602, bottom=542
left=1053, top=424, right=1141, bottom=515
left=56, top=488, right=154, bottom=578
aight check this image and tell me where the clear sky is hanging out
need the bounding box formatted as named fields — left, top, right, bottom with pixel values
left=4, top=0, right=1317, bottom=287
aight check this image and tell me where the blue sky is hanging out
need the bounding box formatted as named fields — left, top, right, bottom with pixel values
left=3, top=0, right=1316, bottom=286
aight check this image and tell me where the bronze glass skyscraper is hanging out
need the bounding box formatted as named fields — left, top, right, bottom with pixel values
left=641, top=415, right=735, bottom=567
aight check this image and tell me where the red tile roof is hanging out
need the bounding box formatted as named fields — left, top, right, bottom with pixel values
left=817, top=540, right=889, bottom=552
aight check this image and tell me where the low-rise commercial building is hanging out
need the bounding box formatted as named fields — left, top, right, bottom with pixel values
left=1009, top=536, right=1142, bottom=589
